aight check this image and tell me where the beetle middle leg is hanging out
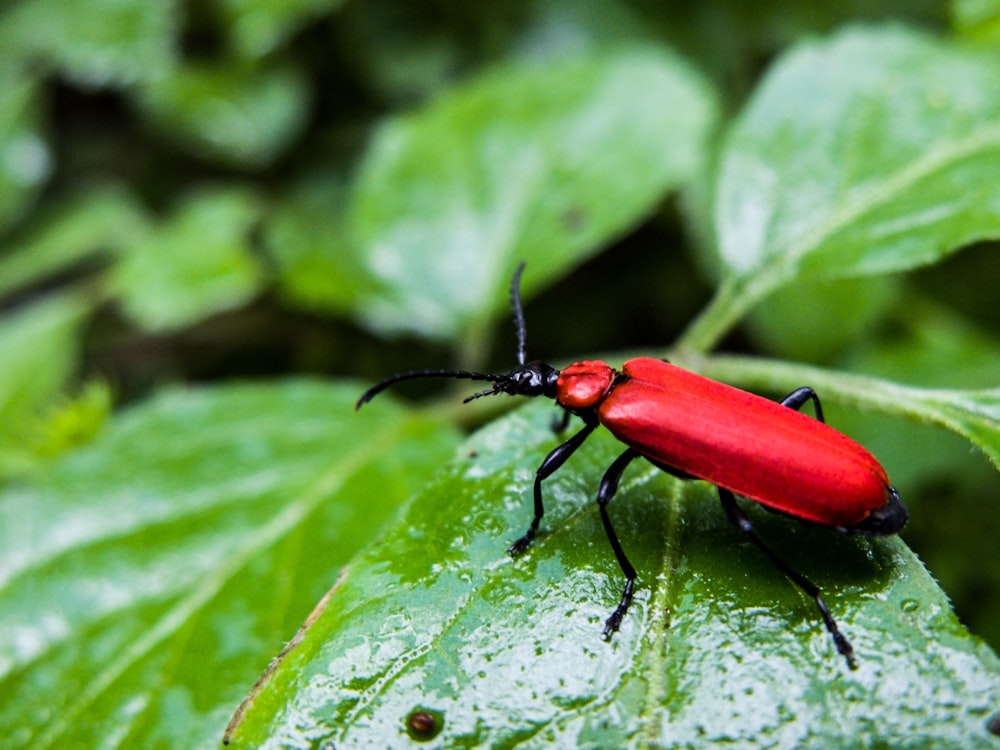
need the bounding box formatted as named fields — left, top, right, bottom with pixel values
left=596, top=448, right=642, bottom=637
left=718, top=488, right=857, bottom=668
left=550, top=407, right=572, bottom=434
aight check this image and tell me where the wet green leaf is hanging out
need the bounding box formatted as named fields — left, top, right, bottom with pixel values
left=682, top=25, right=1000, bottom=351
left=0, top=381, right=460, bottom=749
left=348, top=45, right=717, bottom=339
left=226, top=403, right=1000, bottom=749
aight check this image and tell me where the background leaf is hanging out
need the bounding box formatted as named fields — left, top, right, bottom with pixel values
left=0, top=294, right=89, bottom=468
left=0, top=184, right=148, bottom=299
left=0, top=65, right=49, bottom=233
left=682, top=25, right=1000, bottom=351
left=217, top=0, right=348, bottom=59
left=348, top=45, right=717, bottom=340
left=953, top=0, right=1000, bottom=44
left=111, top=186, right=265, bottom=332
left=0, top=0, right=179, bottom=87
left=137, top=63, right=311, bottom=167
left=227, top=403, right=1000, bottom=748
left=262, top=174, right=368, bottom=316
left=0, top=381, right=460, bottom=749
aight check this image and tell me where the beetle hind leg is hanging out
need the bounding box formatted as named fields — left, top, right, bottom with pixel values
left=780, top=386, right=825, bottom=422
left=719, top=488, right=857, bottom=669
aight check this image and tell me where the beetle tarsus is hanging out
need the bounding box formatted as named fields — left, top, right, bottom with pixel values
left=602, top=578, right=634, bottom=638
left=830, top=623, right=858, bottom=670
left=507, top=528, right=536, bottom=556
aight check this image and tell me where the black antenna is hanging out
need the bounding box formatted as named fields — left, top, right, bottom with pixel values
left=355, top=263, right=536, bottom=410
left=355, top=369, right=500, bottom=410
left=510, top=262, right=528, bottom=365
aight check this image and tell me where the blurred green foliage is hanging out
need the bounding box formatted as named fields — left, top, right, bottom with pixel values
left=2, top=0, right=1000, bottom=747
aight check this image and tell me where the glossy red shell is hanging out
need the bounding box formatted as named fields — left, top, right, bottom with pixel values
left=590, top=358, right=891, bottom=528
left=556, top=361, right=616, bottom=410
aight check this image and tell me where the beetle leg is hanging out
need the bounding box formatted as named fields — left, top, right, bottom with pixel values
left=508, top=421, right=597, bottom=556
left=780, top=386, right=825, bottom=423
left=718, top=488, right=857, bottom=668
left=597, top=448, right=642, bottom=638
left=550, top=408, right=572, bottom=434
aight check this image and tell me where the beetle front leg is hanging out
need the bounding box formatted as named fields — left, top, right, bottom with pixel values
left=597, top=448, right=642, bottom=638
left=550, top=407, right=572, bottom=434
left=508, top=421, right=596, bottom=556
left=718, top=488, right=857, bottom=668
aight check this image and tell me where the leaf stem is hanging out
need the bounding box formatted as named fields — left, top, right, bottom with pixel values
left=674, top=277, right=761, bottom=354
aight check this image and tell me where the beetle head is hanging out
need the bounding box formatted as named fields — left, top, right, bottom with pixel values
left=464, top=360, right=559, bottom=402
left=356, top=262, right=558, bottom=410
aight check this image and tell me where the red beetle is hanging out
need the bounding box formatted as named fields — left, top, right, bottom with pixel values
left=357, top=264, right=907, bottom=667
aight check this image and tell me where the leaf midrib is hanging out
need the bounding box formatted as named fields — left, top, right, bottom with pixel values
left=767, top=119, right=1000, bottom=284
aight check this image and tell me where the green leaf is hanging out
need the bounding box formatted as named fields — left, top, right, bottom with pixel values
left=348, top=44, right=717, bottom=339
left=833, top=302, right=1000, bottom=481
left=0, top=0, right=179, bottom=87
left=0, top=64, right=50, bottom=233
left=953, top=0, right=1000, bottom=44
left=744, top=276, right=903, bottom=361
left=0, top=184, right=148, bottom=299
left=0, top=380, right=461, bottom=749
left=718, top=25, right=1000, bottom=281
left=137, top=62, right=310, bottom=166
left=226, top=402, right=1000, bottom=747
left=681, top=25, right=1000, bottom=351
left=914, top=388, right=1000, bottom=469
left=217, top=0, right=347, bottom=58
left=263, top=174, right=374, bottom=315
left=112, top=186, right=264, bottom=331
left=0, top=293, right=88, bottom=426
left=24, top=380, right=111, bottom=454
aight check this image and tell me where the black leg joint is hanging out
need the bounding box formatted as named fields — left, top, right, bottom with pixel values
left=781, top=386, right=825, bottom=423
